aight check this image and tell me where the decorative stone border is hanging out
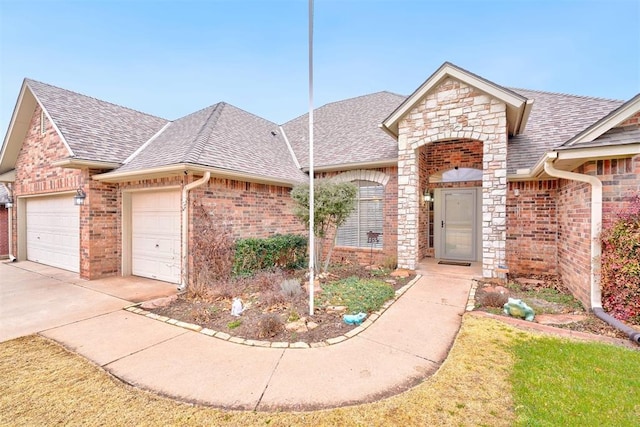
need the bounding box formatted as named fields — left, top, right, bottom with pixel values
left=124, top=275, right=422, bottom=349
left=465, top=280, right=480, bottom=312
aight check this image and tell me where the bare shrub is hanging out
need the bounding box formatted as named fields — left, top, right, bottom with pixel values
left=189, top=202, right=235, bottom=299
left=478, top=292, right=508, bottom=308
left=280, top=279, right=302, bottom=298
left=257, top=313, right=284, bottom=338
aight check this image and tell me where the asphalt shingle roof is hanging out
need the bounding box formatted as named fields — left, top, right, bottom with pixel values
left=120, top=103, right=307, bottom=183
left=26, top=79, right=168, bottom=164
left=282, top=91, right=406, bottom=169
left=563, top=124, right=640, bottom=149
left=507, top=88, right=623, bottom=174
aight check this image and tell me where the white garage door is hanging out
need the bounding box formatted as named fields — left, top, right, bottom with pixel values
left=26, top=195, right=80, bottom=272
left=131, top=191, right=181, bottom=284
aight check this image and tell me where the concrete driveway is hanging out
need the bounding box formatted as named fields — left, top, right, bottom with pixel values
left=1, top=258, right=478, bottom=411
left=0, top=261, right=177, bottom=342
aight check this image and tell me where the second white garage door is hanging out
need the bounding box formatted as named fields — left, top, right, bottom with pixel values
left=131, top=191, right=181, bottom=284
left=26, top=195, right=80, bottom=272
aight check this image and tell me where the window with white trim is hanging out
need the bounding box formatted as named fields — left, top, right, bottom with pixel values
left=336, top=180, right=383, bottom=248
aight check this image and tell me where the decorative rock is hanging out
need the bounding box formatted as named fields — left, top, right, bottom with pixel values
left=390, top=269, right=411, bottom=278
left=285, top=319, right=308, bottom=333
left=306, top=321, right=319, bottom=330
left=140, top=295, right=177, bottom=309
left=326, top=305, right=347, bottom=314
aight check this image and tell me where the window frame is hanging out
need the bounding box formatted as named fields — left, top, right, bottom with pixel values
left=336, top=180, right=384, bottom=249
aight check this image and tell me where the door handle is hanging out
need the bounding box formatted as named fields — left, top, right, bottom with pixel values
left=441, top=221, right=444, bottom=228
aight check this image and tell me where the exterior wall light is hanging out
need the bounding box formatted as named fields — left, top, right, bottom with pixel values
left=4, top=197, right=13, bottom=209
left=74, top=188, right=86, bottom=206
left=423, top=190, right=433, bottom=203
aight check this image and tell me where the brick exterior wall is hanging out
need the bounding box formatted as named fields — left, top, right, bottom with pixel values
left=506, top=180, right=558, bottom=275
left=397, top=77, right=508, bottom=276
left=192, top=177, right=305, bottom=239
left=315, top=167, right=398, bottom=267
left=583, top=155, right=640, bottom=227
left=418, top=139, right=483, bottom=258
left=556, top=177, right=592, bottom=307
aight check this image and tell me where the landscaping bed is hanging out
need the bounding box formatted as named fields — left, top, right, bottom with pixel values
left=148, top=264, right=415, bottom=343
left=473, top=275, right=638, bottom=340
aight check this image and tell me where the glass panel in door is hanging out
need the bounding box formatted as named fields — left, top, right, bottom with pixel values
left=442, top=190, right=475, bottom=260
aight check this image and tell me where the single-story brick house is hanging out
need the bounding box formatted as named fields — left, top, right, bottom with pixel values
left=1, top=62, right=638, bottom=310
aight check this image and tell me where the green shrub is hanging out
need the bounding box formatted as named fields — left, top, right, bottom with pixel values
left=233, top=234, right=307, bottom=276
left=600, top=196, right=640, bottom=324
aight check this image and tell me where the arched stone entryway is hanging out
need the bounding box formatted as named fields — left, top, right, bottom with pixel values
left=394, top=78, right=509, bottom=278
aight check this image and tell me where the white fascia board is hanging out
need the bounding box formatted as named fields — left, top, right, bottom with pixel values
left=52, top=158, right=122, bottom=169
left=93, top=163, right=301, bottom=187
left=564, top=94, right=640, bottom=147
left=555, top=144, right=640, bottom=161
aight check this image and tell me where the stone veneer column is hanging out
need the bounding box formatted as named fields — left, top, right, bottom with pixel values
left=397, top=130, right=419, bottom=270
left=481, top=102, right=508, bottom=277
left=395, top=78, right=508, bottom=277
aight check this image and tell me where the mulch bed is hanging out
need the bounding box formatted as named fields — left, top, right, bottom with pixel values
left=148, top=264, right=415, bottom=343
left=473, top=274, right=637, bottom=341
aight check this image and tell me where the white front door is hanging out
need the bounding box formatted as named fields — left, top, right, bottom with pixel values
left=131, top=191, right=181, bottom=283
left=439, top=189, right=477, bottom=261
left=26, top=195, right=80, bottom=272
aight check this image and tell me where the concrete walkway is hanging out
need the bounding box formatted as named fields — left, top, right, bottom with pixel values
left=0, top=260, right=478, bottom=411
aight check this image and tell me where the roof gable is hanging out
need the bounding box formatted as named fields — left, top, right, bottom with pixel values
left=25, top=79, right=168, bottom=164
left=382, top=62, right=531, bottom=138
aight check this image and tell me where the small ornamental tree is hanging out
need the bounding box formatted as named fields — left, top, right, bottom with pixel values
left=291, top=179, right=357, bottom=273
left=600, top=196, right=640, bottom=325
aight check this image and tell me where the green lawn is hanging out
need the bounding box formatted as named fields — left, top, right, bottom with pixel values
left=512, top=336, right=640, bottom=426
left=1, top=316, right=637, bottom=426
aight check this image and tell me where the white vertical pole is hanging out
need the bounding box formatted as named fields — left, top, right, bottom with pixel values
left=308, top=0, right=315, bottom=316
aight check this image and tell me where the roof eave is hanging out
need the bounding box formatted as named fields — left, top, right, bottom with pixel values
left=93, top=163, right=303, bottom=187
left=302, top=158, right=397, bottom=173
left=52, top=158, right=122, bottom=170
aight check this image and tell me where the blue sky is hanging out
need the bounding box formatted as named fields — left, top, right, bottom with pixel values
left=0, top=0, right=639, bottom=134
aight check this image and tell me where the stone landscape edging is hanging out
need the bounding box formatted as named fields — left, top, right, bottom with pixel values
left=123, top=274, right=422, bottom=349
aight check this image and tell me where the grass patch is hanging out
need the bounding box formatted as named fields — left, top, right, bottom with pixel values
left=511, top=335, right=640, bottom=426
left=316, top=276, right=395, bottom=314
left=0, top=317, right=517, bottom=426
left=227, top=319, right=242, bottom=329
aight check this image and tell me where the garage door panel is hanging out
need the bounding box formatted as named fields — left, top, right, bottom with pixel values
left=26, top=196, right=79, bottom=272
left=131, top=191, right=181, bottom=284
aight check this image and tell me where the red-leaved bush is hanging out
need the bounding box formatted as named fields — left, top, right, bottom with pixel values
left=600, top=196, right=640, bottom=324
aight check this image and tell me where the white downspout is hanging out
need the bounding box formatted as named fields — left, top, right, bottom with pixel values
left=177, top=171, right=210, bottom=291
left=543, top=152, right=602, bottom=309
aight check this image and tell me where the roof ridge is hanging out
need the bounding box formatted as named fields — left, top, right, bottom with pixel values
left=25, top=78, right=168, bottom=121
left=508, top=86, right=624, bottom=103
left=281, top=90, right=406, bottom=126
left=185, top=103, right=226, bottom=164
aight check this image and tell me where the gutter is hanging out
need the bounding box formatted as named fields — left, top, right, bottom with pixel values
left=177, top=172, right=210, bottom=292
left=544, top=153, right=640, bottom=344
